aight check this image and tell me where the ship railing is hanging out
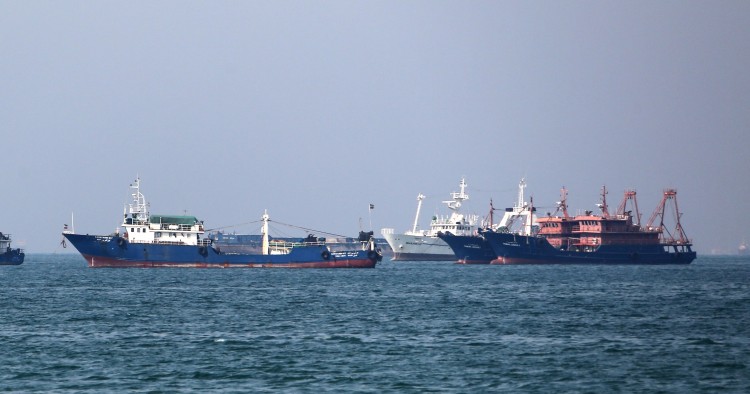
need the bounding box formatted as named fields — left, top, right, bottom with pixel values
left=269, top=240, right=326, bottom=248
left=151, top=223, right=199, bottom=232
left=152, top=240, right=186, bottom=245
left=129, top=238, right=213, bottom=246
left=660, top=238, right=693, bottom=246
left=381, top=228, right=395, bottom=235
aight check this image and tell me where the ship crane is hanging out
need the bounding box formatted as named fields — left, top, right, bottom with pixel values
left=616, top=189, right=642, bottom=226
left=646, top=189, right=690, bottom=245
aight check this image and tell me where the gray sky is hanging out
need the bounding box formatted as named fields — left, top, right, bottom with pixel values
left=2, top=1, right=749, bottom=254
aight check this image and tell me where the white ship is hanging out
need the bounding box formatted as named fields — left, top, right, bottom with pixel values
left=381, top=179, right=478, bottom=261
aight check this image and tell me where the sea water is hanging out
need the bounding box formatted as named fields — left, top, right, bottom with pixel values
left=1, top=254, right=748, bottom=392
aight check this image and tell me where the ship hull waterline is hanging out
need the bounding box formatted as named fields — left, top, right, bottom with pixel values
left=0, top=252, right=24, bottom=265
left=483, top=231, right=696, bottom=265
left=437, top=232, right=494, bottom=265
left=65, top=233, right=378, bottom=268
left=382, top=233, right=456, bottom=261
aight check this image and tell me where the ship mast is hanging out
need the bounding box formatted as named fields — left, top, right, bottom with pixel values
left=525, top=196, right=534, bottom=235
left=127, top=176, right=149, bottom=224
left=517, top=178, right=526, bottom=210
left=488, top=199, right=495, bottom=228
left=411, top=193, right=425, bottom=233
left=513, top=179, right=529, bottom=231
left=555, top=187, right=569, bottom=219
left=443, top=178, right=469, bottom=211
left=261, top=210, right=270, bottom=255
left=597, top=185, right=610, bottom=218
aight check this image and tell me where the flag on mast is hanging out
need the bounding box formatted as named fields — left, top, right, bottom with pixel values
left=368, top=204, right=374, bottom=230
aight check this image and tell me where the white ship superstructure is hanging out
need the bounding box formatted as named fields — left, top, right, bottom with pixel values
left=381, top=179, right=478, bottom=261
left=119, top=177, right=210, bottom=247
left=493, top=178, right=538, bottom=235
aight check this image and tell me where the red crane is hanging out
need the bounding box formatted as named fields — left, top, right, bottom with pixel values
left=646, top=189, right=690, bottom=245
left=616, top=189, right=641, bottom=226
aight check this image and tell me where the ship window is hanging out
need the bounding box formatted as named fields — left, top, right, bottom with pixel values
left=130, top=228, right=134, bottom=232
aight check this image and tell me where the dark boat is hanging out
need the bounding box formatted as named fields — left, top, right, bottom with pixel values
left=438, top=179, right=537, bottom=264
left=481, top=187, right=696, bottom=265
left=0, top=232, right=24, bottom=265
left=63, top=177, right=381, bottom=268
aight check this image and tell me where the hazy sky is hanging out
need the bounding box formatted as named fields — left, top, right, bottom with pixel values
left=2, top=1, right=749, bottom=254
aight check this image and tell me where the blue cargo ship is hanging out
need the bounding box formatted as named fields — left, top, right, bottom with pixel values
left=63, top=177, right=381, bottom=268
left=481, top=186, right=696, bottom=265
left=0, top=232, right=24, bottom=265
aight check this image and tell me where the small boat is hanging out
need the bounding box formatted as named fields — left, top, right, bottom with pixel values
left=0, top=232, right=24, bottom=265
left=480, top=186, right=696, bottom=265
left=63, top=177, right=381, bottom=268
left=381, top=178, right=479, bottom=261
